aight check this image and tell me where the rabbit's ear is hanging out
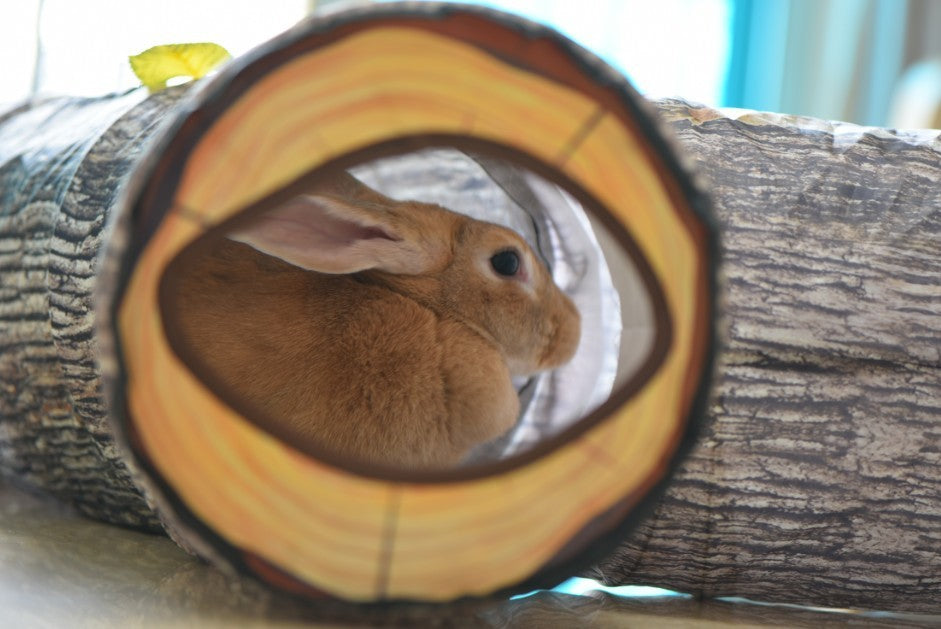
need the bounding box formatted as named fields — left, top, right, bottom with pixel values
left=229, top=194, right=438, bottom=275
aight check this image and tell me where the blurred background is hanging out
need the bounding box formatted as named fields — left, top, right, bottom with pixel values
left=3, top=0, right=941, bottom=128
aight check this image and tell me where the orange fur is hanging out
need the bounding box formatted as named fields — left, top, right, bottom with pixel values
left=174, top=173, right=580, bottom=469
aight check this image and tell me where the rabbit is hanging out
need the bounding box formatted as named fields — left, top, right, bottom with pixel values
left=174, top=170, right=580, bottom=470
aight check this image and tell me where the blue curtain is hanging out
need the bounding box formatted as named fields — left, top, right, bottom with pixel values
left=723, top=0, right=909, bottom=125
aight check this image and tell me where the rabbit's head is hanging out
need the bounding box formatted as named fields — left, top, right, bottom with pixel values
left=231, top=171, right=581, bottom=378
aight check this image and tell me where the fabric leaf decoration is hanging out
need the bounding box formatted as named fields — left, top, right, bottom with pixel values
left=129, top=43, right=231, bottom=92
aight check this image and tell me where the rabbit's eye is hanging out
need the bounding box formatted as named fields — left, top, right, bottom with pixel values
left=490, top=250, right=520, bottom=277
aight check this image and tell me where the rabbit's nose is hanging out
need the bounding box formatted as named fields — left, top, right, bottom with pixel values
left=540, top=301, right=580, bottom=370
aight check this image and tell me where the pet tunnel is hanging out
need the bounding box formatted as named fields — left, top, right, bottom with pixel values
left=3, top=3, right=939, bottom=615
left=0, top=4, right=716, bottom=603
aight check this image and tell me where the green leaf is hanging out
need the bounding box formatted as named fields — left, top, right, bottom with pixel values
left=129, top=43, right=231, bottom=92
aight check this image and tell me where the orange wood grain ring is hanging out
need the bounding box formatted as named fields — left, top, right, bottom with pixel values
left=113, top=6, right=715, bottom=602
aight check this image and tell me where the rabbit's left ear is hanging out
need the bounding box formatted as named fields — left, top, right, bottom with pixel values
left=229, top=194, right=442, bottom=275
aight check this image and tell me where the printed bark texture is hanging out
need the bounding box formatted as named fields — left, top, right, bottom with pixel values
left=0, top=89, right=186, bottom=530
left=590, top=101, right=941, bottom=614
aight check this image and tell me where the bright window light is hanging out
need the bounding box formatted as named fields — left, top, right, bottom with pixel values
left=383, top=0, right=732, bottom=106
left=0, top=0, right=307, bottom=105
left=4, top=2, right=731, bottom=107
left=0, top=2, right=42, bottom=106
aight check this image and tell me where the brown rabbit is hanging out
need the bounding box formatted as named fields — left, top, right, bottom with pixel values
left=174, top=171, right=580, bottom=469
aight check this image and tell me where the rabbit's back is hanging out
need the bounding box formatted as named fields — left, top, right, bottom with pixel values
left=174, top=239, right=518, bottom=468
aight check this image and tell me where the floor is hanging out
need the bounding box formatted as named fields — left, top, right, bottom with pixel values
left=1, top=480, right=937, bottom=628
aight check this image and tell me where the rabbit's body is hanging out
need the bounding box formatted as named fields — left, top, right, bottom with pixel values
left=178, top=239, right=519, bottom=468
left=175, top=172, right=579, bottom=469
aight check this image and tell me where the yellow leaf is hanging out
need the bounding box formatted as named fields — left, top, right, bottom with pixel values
left=129, top=43, right=231, bottom=92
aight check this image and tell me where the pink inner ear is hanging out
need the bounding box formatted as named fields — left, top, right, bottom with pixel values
left=262, top=211, right=400, bottom=248
left=229, top=194, right=409, bottom=274
left=323, top=221, right=402, bottom=245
